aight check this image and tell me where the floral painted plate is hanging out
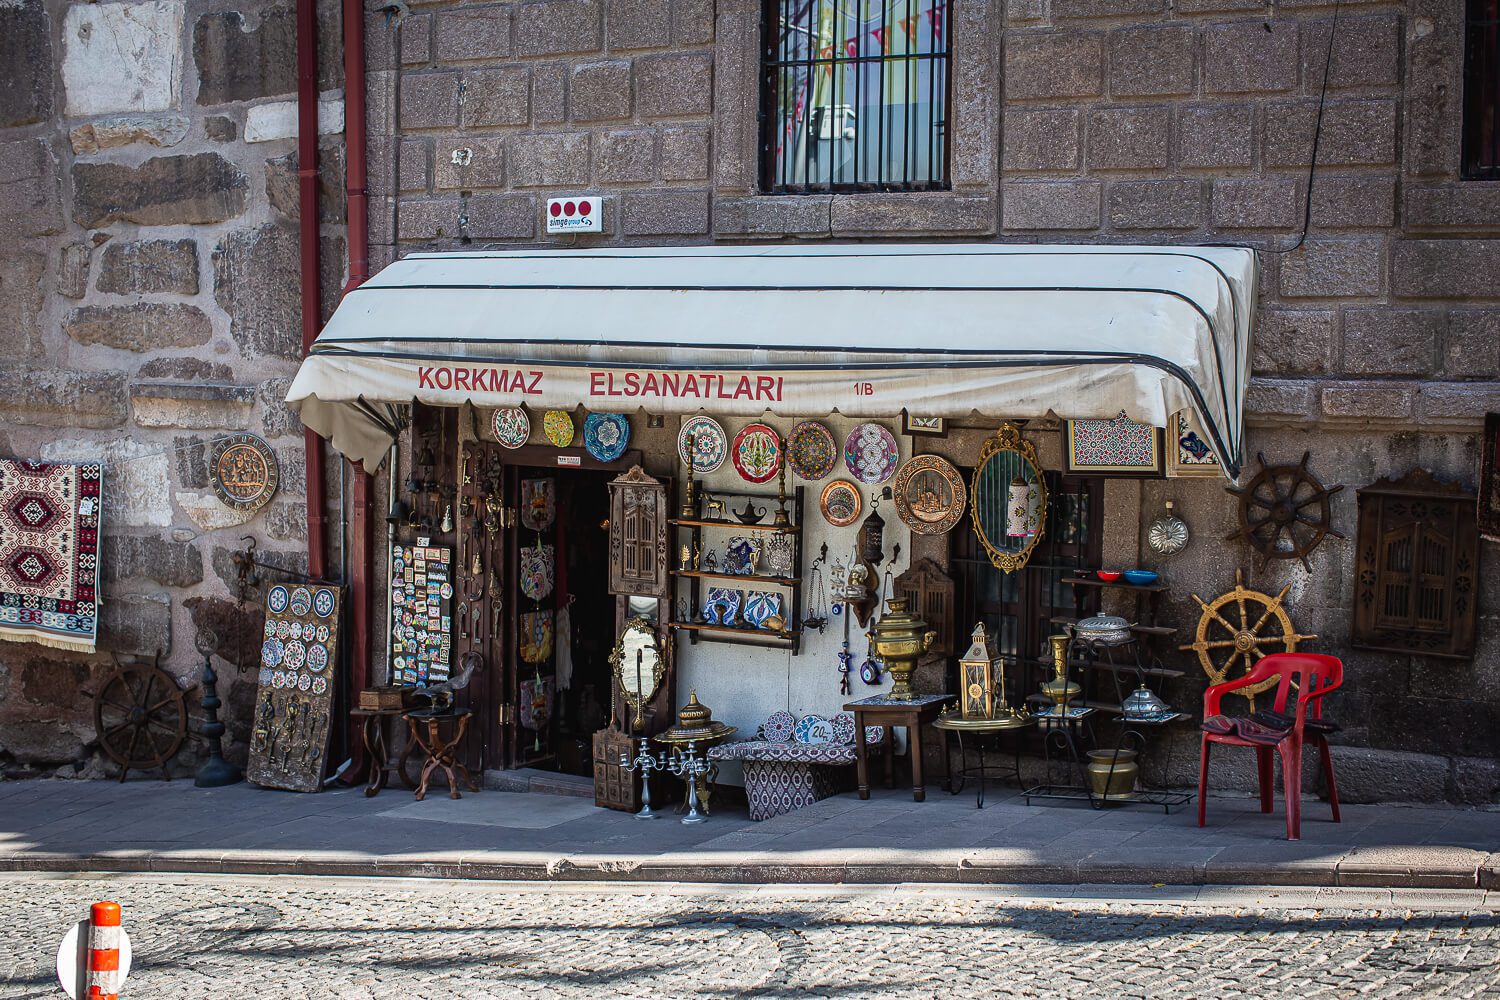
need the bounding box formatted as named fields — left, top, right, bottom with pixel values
left=289, top=587, right=313, bottom=617
left=261, top=639, right=284, bottom=667
left=762, top=710, right=796, bottom=743
left=306, top=643, right=329, bottom=674
left=493, top=406, right=530, bottom=449
left=583, top=413, right=631, bottom=462
left=267, top=585, right=289, bottom=614
left=819, top=479, right=863, bottom=528
left=731, top=423, right=783, bottom=484
left=677, top=415, right=727, bottom=474
left=542, top=409, right=575, bottom=448
left=282, top=639, right=306, bottom=670
left=843, top=423, right=900, bottom=484
left=793, top=714, right=835, bottom=745
left=313, top=588, right=336, bottom=618
left=787, top=420, right=837, bottom=480
left=830, top=712, right=857, bottom=745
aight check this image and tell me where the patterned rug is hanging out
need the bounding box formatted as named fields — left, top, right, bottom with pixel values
left=0, top=459, right=103, bottom=653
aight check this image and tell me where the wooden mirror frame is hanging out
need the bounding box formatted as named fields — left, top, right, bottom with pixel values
left=970, top=422, right=1049, bottom=574
left=609, top=616, right=667, bottom=731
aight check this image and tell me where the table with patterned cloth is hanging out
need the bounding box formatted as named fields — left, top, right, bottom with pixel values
left=709, top=739, right=867, bottom=821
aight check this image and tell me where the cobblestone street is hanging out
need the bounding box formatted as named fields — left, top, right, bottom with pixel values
left=2, top=874, right=1497, bottom=999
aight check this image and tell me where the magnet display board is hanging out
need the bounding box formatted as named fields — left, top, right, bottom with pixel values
left=248, top=583, right=343, bottom=792
left=390, top=543, right=453, bottom=686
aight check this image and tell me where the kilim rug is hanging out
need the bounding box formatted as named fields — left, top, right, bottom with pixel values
left=1481, top=413, right=1500, bottom=542
left=0, top=459, right=103, bottom=653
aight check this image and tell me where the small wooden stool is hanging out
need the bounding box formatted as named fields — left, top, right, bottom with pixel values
left=403, top=707, right=479, bottom=800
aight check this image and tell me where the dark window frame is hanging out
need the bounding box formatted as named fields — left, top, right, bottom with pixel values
left=1463, top=0, right=1500, bottom=180
left=758, top=0, right=955, bottom=195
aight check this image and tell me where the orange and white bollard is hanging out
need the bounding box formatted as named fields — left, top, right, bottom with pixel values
left=85, top=901, right=122, bottom=1000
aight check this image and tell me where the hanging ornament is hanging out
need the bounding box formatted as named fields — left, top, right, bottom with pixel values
left=1148, top=500, right=1191, bottom=555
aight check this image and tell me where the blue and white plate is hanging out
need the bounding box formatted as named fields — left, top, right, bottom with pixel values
left=268, top=585, right=289, bottom=614
left=313, top=588, right=336, bottom=618
left=762, top=710, right=796, bottom=743
left=794, top=714, right=835, bottom=745
left=583, top=413, right=630, bottom=462
left=830, top=712, right=856, bottom=745
left=261, top=638, right=283, bottom=667
left=289, top=587, right=312, bottom=617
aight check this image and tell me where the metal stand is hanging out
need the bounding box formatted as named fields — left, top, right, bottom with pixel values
left=193, top=644, right=242, bottom=788
left=620, top=738, right=669, bottom=820
left=666, top=742, right=712, bottom=824
left=620, top=738, right=713, bottom=824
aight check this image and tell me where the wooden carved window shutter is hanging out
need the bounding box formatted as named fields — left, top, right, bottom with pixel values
left=1352, top=470, right=1479, bottom=660
left=608, top=466, right=669, bottom=598
left=894, top=558, right=957, bottom=656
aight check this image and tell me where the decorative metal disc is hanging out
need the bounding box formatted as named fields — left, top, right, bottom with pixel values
left=893, top=455, right=967, bottom=535
left=1148, top=512, right=1190, bottom=554
left=210, top=432, right=280, bottom=513
left=820, top=480, right=863, bottom=528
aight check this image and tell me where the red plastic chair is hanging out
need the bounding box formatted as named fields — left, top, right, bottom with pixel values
left=1197, top=652, right=1342, bottom=841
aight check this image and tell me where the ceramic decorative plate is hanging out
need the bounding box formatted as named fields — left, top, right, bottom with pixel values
left=263, top=619, right=275, bottom=640
left=267, top=585, right=289, bottom=614
left=794, top=714, right=835, bottom=745
left=893, top=454, right=967, bottom=536
left=787, top=420, right=837, bottom=480
left=543, top=409, right=575, bottom=448
left=312, top=677, right=327, bottom=695
left=300, top=622, right=317, bottom=642
left=583, top=413, right=630, bottom=462
left=316, top=624, right=329, bottom=643
left=864, top=726, right=884, bottom=744
left=306, top=643, right=329, bottom=673
left=519, top=544, right=555, bottom=602
left=272, top=670, right=286, bottom=689
left=258, top=667, right=272, bottom=686
left=261, top=639, right=283, bottom=667
left=843, top=423, right=900, bottom=484
left=493, top=406, right=530, bottom=449
left=830, top=712, right=857, bottom=745
left=677, top=415, right=728, bottom=474
left=282, top=639, right=306, bottom=670
left=521, top=478, right=556, bottom=532
left=313, top=588, right=336, bottom=618
left=298, top=673, right=312, bottom=691
left=289, top=587, right=312, bottom=617
left=762, top=710, right=796, bottom=743
left=820, top=479, right=863, bottom=528
left=275, top=620, right=291, bottom=640
left=731, top=423, right=783, bottom=484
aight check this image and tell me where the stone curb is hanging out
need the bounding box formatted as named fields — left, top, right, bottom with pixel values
left=0, top=852, right=1490, bottom=890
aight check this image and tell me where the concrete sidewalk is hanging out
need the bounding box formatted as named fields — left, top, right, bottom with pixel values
left=0, top=777, right=1494, bottom=889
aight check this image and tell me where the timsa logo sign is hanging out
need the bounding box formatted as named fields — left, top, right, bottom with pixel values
left=546, top=196, right=602, bottom=234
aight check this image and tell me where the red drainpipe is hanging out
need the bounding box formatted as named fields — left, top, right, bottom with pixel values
left=342, top=0, right=375, bottom=769
left=296, top=0, right=327, bottom=583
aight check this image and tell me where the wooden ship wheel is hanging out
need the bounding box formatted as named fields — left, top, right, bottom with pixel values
left=1225, top=452, right=1345, bottom=571
left=1179, top=570, right=1318, bottom=706
left=92, top=653, right=188, bottom=781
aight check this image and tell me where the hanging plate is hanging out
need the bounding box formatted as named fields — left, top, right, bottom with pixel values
left=267, top=585, right=289, bottom=614
left=493, top=407, right=530, bottom=450
left=313, top=588, right=336, bottom=618
left=820, top=479, right=863, bottom=528
left=793, top=714, right=835, bottom=745
left=843, top=423, right=900, bottom=484
left=583, top=413, right=631, bottom=462
left=731, top=422, right=783, bottom=484
left=893, top=454, right=967, bottom=536
left=787, top=420, right=838, bottom=480
left=677, top=415, right=728, bottom=474
left=288, top=587, right=312, bottom=617
left=542, top=410, right=575, bottom=448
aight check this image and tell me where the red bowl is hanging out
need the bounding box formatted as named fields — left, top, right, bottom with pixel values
left=1095, top=570, right=1122, bottom=582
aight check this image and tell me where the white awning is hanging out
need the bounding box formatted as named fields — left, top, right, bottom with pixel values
left=288, top=243, right=1257, bottom=477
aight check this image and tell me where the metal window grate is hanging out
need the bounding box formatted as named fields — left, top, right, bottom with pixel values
left=760, top=0, right=952, bottom=194
left=1464, top=0, right=1500, bottom=179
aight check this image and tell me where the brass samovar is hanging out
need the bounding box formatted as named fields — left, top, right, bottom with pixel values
left=871, top=598, right=937, bottom=699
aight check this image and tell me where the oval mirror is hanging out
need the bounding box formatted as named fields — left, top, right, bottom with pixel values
left=609, top=616, right=666, bottom=730
left=970, top=422, right=1048, bottom=573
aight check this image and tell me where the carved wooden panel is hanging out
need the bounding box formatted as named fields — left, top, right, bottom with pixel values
left=592, top=726, right=640, bottom=812
left=1353, top=470, right=1479, bottom=660
left=895, top=557, right=957, bottom=656
left=608, top=466, right=669, bottom=597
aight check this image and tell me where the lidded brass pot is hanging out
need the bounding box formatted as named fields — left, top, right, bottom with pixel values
left=871, top=598, right=937, bottom=699
left=1039, top=633, right=1081, bottom=713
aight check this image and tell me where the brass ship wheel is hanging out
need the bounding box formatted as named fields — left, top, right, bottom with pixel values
left=1225, top=452, right=1344, bottom=571
left=1179, top=570, right=1317, bottom=706
left=92, top=654, right=188, bottom=781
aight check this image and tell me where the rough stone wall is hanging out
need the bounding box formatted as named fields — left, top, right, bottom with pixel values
left=376, top=0, right=1500, bottom=802
left=0, top=0, right=345, bottom=775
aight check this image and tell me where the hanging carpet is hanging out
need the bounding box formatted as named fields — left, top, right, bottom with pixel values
left=0, top=458, right=104, bottom=653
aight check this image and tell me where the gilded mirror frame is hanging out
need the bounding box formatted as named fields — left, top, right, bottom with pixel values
left=970, top=422, right=1049, bottom=573
left=608, top=616, right=667, bottom=730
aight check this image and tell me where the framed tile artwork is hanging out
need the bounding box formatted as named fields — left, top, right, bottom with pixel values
left=901, top=412, right=947, bottom=438
left=1165, top=409, right=1223, bottom=479
left=1065, top=412, right=1164, bottom=478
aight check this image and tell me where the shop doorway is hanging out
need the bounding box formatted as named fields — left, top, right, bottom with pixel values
left=454, top=442, right=642, bottom=774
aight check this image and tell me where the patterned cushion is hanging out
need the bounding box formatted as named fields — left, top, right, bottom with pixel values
left=708, top=740, right=858, bottom=765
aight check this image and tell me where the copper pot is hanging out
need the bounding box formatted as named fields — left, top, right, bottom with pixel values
left=872, top=598, right=937, bottom=699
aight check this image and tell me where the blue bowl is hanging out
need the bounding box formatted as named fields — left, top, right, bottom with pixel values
left=1122, top=569, right=1159, bottom=586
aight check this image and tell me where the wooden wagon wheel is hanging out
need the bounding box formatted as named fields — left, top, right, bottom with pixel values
left=93, top=655, right=188, bottom=781
left=1178, top=569, right=1318, bottom=708
left=1225, top=452, right=1345, bottom=571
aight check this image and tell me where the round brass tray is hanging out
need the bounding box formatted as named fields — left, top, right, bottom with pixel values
left=933, top=710, right=1035, bottom=732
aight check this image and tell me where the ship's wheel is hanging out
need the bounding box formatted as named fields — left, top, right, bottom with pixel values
left=92, top=653, right=188, bottom=781
left=1179, top=570, right=1318, bottom=706
left=1225, top=452, right=1344, bottom=571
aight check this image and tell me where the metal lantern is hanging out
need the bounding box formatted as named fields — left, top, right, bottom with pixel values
left=959, top=622, right=1001, bottom=719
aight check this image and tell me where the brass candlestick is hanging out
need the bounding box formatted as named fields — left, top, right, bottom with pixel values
left=680, top=432, right=698, bottom=519
left=1040, top=632, right=1081, bottom=712
left=772, top=433, right=790, bottom=528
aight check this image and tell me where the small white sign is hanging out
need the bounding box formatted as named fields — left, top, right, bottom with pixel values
left=57, top=921, right=132, bottom=999
left=556, top=455, right=582, bottom=467
left=546, top=197, right=602, bottom=234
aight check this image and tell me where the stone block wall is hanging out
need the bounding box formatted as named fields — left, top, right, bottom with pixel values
left=374, top=0, right=1500, bottom=802
left=0, top=0, right=347, bottom=776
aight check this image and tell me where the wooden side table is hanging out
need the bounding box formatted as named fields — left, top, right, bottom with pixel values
left=844, top=693, right=954, bottom=802
left=350, top=707, right=416, bottom=797
left=403, top=708, right=479, bottom=801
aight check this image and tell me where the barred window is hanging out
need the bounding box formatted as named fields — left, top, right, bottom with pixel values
left=1464, top=0, right=1500, bottom=179
left=760, top=0, right=951, bottom=194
